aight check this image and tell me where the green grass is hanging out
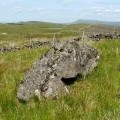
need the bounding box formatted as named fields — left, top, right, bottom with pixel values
left=0, top=23, right=65, bottom=44
left=0, top=40, right=120, bottom=120
left=0, top=22, right=120, bottom=46
left=0, top=23, right=88, bottom=46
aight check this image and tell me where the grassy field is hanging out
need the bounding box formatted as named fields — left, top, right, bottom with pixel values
left=0, top=22, right=120, bottom=47
left=0, top=22, right=120, bottom=120
left=0, top=22, right=89, bottom=49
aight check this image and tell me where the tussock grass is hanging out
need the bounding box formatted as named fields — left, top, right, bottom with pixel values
left=0, top=40, right=120, bottom=120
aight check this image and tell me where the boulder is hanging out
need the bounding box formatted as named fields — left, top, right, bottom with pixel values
left=17, top=40, right=100, bottom=102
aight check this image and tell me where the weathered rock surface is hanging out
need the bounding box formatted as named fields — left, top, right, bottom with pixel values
left=17, top=40, right=100, bottom=102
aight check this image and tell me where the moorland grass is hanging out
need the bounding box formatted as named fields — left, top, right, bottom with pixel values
left=0, top=23, right=88, bottom=46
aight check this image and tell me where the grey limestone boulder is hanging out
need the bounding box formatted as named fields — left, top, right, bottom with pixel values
left=17, top=40, right=100, bottom=102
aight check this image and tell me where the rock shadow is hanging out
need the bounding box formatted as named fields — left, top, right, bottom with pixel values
left=61, top=74, right=82, bottom=85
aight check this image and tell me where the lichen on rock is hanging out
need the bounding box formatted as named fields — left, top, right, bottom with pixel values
left=17, top=40, right=100, bottom=102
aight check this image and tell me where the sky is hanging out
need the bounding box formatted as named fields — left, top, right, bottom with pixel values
left=0, top=0, right=120, bottom=23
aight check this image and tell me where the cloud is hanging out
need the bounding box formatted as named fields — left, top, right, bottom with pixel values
left=61, top=0, right=77, bottom=5
left=13, top=6, right=51, bottom=14
left=90, top=6, right=120, bottom=14
left=96, top=0, right=120, bottom=6
left=64, top=0, right=74, bottom=3
left=0, top=0, right=4, bottom=6
left=14, top=7, right=25, bottom=12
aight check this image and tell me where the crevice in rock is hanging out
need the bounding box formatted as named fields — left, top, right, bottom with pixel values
left=61, top=74, right=81, bottom=85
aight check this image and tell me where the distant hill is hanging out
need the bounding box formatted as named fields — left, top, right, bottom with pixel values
left=72, top=19, right=120, bottom=26
left=1, top=20, right=120, bottom=26
left=72, top=19, right=100, bottom=24
left=6, top=21, right=65, bottom=26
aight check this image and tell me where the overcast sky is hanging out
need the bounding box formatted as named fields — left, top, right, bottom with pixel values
left=0, top=0, right=120, bottom=23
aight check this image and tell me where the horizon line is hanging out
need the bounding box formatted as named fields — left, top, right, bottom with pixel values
left=0, top=19, right=120, bottom=24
